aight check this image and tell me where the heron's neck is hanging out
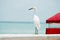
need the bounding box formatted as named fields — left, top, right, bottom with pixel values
left=33, top=10, right=36, bottom=15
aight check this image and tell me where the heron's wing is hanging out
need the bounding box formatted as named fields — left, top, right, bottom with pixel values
left=33, top=15, right=40, bottom=29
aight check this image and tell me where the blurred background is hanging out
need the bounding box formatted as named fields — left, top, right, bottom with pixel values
left=0, top=0, right=60, bottom=34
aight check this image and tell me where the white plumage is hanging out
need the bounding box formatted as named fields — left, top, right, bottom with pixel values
left=33, top=15, right=40, bottom=30
left=28, top=6, right=40, bottom=34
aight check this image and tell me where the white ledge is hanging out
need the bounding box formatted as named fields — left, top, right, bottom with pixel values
left=0, top=34, right=60, bottom=38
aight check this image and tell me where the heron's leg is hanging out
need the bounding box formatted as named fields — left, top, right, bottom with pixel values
left=35, top=27, right=38, bottom=34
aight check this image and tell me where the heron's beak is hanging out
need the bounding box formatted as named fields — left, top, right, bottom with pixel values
left=28, top=8, right=34, bottom=10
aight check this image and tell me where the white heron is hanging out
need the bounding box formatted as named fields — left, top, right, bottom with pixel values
left=28, top=6, right=40, bottom=34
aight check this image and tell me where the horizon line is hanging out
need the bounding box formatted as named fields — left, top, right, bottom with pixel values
left=0, top=21, right=45, bottom=23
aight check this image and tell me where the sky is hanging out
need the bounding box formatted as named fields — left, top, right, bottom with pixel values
left=0, top=0, right=60, bottom=22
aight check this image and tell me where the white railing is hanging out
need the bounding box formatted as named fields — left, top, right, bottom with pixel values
left=0, top=34, right=60, bottom=38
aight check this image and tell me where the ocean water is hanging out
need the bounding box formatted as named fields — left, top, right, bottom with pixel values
left=0, top=22, right=48, bottom=34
